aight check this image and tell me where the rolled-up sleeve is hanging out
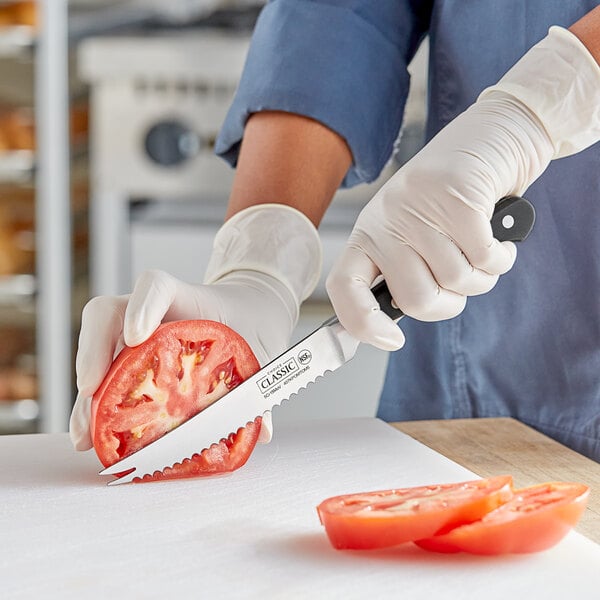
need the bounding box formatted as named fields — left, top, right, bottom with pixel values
left=215, top=0, right=431, bottom=187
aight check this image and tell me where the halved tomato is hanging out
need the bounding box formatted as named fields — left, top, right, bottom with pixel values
left=91, top=320, right=261, bottom=482
left=415, top=481, right=589, bottom=555
left=317, top=475, right=513, bottom=550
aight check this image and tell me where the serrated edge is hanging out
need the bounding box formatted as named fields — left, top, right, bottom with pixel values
left=109, top=369, right=335, bottom=485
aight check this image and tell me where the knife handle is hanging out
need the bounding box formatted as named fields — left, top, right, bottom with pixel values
left=372, top=195, right=536, bottom=321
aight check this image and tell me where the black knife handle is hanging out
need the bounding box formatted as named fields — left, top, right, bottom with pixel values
left=372, top=195, right=536, bottom=321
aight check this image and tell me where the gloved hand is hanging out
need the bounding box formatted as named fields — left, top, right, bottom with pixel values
left=327, top=26, right=600, bottom=350
left=70, top=204, right=322, bottom=450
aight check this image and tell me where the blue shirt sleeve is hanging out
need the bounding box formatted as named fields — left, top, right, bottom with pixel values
left=215, top=0, right=431, bottom=187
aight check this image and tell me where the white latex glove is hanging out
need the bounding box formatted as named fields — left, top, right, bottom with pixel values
left=327, top=26, right=600, bottom=350
left=70, top=204, right=321, bottom=450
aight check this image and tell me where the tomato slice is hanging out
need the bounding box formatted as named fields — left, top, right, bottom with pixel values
left=316, top=475, right=513, bottom=550
left=91, top=320, right=261, bottom=482
left=415, top=481, right=589, bottom=555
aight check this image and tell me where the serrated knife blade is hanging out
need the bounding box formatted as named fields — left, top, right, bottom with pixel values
left=99, top=317, right=359, bottom=484
left=99, top=195, right=535, bottom=484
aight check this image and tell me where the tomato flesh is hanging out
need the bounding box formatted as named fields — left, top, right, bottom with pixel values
left=317, top=475, right=513, bottom=550
left=91, top=320, right=261, bottom=482
left=415, top=482, right=589, bottom=555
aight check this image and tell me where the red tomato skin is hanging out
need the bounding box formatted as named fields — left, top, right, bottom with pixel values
left=135, top=419, right=261, bottom=482
left=90, top=320, right=261, bottom=482
left=416, top=482, right=589, bottom=555
left=317, top=476, right=513, bottom=550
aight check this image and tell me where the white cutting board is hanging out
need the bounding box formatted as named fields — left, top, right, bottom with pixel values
left=1, top=418, right=598, bottom=599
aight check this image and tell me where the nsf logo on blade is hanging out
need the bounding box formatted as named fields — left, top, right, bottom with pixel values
left=297, top=349, right=312, bottom=365
left=257, top=350, right=313, bottom=397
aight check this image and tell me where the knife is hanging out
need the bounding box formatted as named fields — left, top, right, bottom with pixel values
left=100, top=195, right=535, bottom=484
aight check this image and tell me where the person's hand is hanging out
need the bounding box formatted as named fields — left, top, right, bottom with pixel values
left=327, top=26, right=600, bottom=350
left=70, top=205, right=321, bottom=450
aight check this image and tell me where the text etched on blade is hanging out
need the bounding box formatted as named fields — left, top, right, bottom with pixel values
left=257, top=350, right=313, bottom=399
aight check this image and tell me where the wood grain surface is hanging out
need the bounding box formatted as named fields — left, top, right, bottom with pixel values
left=392, top=417, right=600, bottom=543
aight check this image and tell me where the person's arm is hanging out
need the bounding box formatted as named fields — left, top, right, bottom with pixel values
left=570, top=5, right=600, bottom=63
left=226, top=111, right=352, bottom=227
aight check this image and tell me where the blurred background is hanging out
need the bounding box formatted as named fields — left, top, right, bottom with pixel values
left=0, top=0, right=427, bottom=436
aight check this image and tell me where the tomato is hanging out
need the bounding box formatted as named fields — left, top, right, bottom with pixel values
left=317, top=475, right=513, bottom=550
left=91, top=320, right=261, bottom=482
left=415, top=481, right=589, bottom=555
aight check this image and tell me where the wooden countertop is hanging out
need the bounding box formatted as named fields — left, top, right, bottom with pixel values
left=392, top=417, right=600, bottom=544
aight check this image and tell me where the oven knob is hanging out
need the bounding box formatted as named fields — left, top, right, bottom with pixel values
left=144, top=120, right=201, bottom=166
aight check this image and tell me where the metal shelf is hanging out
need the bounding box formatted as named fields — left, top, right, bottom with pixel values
left=0, top=274, right=89, bottom=331
left=0, top=273, right=35, bottom=303
left=0, top=274, right=35, bottom=328
left=0, top=150, right=34, bottom=184
left=0, top=25, right=34, bottom=58
left=0, top=398, right=38, bottom=432
left=0, top=145, right=87, bottom=186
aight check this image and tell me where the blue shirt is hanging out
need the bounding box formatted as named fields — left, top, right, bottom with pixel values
left=216, top=0, right=600, bottom=461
